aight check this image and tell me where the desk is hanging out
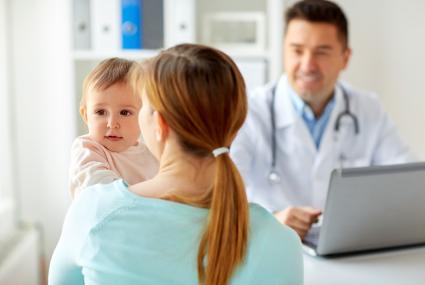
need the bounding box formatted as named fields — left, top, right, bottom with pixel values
left=304, top=246, right=425, bottom=284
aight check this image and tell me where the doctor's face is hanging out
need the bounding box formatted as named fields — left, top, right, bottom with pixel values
left=284, top=19, right=351, bottom=106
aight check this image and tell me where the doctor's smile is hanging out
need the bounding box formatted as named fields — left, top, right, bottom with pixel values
left=294, top=72, right=323, bottom=90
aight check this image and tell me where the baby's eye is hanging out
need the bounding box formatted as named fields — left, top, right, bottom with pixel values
left=120, top=109, right=132, bottom=116
left=95, top=109, right=106, bottom=116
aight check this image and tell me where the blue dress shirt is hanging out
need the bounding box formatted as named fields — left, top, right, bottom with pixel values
left=287, top=86, right=335, bottom=149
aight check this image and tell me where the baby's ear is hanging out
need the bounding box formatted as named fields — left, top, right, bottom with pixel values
left=80, top=106, right=88, bottom=124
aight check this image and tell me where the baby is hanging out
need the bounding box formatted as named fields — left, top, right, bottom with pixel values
left=69, top=57, right=158, bottom=198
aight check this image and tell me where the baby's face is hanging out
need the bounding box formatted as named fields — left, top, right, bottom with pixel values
left=84, top=82, right=141, bottom=152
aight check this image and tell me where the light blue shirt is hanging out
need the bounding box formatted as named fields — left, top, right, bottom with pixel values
left=49, top=180, right=303, bottom=285
left=287, top=84, right=335, bottom=149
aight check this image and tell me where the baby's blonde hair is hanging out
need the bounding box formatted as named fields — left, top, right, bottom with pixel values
left=80, top=57, right=137, bottom=115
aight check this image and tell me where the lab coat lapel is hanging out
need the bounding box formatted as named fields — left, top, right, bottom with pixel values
left=315, top=86, right=345, bottom=169
left=274, top=76, right=317, bottom=156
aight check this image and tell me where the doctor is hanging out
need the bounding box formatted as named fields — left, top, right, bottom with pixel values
left=231, top=0, right=414, bottom=239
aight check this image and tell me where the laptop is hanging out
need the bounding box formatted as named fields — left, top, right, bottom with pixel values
left=303, top=162, right=425, bottom=256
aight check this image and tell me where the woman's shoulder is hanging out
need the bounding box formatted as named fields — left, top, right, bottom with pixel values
left=249, top=203, right=300, bottom=242
left=70, top=180, right=132, bottom=227
left=248, top=203, right=302, bottom=261
left=237, top=204, right=304, bottom=284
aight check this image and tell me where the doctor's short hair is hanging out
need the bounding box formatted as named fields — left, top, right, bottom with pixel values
left=285, top=0, right=349, bottom=48
left=80, top=57, right=137, bottom=109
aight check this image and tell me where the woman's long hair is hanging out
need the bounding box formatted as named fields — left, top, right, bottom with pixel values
left=134, top=44, right=249, bottom=285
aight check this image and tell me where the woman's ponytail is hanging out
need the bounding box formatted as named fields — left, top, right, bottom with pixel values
left=197, top=154, right=248, bottom=285
left=138, top=44, right=249, bottom=285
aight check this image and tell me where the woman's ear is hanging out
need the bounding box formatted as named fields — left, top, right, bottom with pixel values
left=80, top=106, right=88, bottom=124
left=153, top=111, right=169, bottom=142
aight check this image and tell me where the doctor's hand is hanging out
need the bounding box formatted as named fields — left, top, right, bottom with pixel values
left=274, top=207, right=322, bottom=240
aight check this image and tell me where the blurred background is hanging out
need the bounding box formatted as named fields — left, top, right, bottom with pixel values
left=0, top=0, right=424, bottom=284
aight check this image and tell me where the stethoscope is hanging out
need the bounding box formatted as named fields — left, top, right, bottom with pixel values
left=268, top=83, right=360, bottom=184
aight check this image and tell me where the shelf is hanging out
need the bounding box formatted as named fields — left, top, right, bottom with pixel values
left=73, top=49, right=161, bottom=61
left=73, top=48, right=270, bottom=61
left=224, top=49, right=271, bottom=61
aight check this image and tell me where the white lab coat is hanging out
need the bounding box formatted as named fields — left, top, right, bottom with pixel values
left=231, top=75, right=414, bottom=212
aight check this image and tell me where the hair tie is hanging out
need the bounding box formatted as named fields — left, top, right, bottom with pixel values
left=212, top=147, right=229, bottom=157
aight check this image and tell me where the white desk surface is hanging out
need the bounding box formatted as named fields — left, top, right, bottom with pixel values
left=304, top=246, right=425, bottom=285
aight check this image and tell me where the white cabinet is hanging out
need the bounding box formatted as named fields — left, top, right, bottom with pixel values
left=0, top=228, right=40, bottom=285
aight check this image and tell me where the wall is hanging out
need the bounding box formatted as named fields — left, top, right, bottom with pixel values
left=334, top=0, right=425, bottom=159
left=0, top=0, right=15, bottom=218
left=9, top=0, right=75, bottom=262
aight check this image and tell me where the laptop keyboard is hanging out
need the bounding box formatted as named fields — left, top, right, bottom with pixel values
left=304, top=224, right=321, bottom=247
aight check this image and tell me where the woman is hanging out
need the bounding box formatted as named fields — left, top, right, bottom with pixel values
left=49, top=44, right=303, bottom=285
